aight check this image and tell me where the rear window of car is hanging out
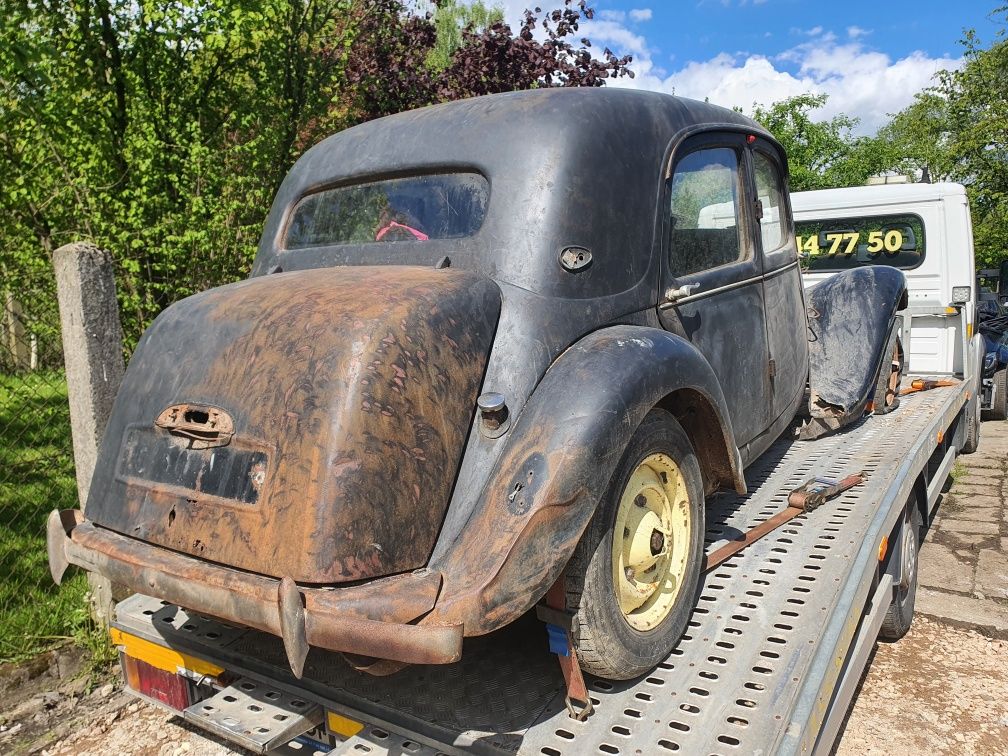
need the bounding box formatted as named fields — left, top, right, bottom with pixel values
left=284, top=173, right=489, bottom=249
left=795, top=213, right=925, bottom=271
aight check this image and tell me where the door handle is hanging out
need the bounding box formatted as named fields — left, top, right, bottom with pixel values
left=665, top=282, right=701, bottom=302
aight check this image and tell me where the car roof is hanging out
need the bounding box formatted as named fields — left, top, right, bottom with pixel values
left=253, top=88, right=774, bottom=299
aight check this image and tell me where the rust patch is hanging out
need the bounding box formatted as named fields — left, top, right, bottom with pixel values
left=86, top=266, right=502, bottom=583
left=154, top=404, right=234, bottom=449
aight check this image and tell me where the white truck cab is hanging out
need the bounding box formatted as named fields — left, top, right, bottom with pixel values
left=791, top=182, right=983, bottom=446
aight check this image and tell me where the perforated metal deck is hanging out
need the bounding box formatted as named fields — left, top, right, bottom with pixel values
left=111, top=385, right=964, bottom=756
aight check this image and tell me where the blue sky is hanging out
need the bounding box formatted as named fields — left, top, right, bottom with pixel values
left=491, top=1, right=1005, bottom=133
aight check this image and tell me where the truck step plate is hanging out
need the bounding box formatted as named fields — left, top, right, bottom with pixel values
left=182, top=677, right=323, bottom=753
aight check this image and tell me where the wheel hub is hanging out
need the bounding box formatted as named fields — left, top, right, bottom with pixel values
left=612, top=453, right=692, bottom=631
left=650, top=529, right=665, bottom=555
left=901, top=522, right=917, bottom=592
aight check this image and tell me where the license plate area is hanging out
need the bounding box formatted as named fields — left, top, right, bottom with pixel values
left=116, top=425, right=270, bottom=506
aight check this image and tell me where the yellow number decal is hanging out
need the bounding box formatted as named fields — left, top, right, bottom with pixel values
left=842, top=232, right=858, bottom=255
left=825, top=233, right=844, bottom=256
left=866, top=231, right=884, bottom=254
left=799, top=235, right=820, bottom=256
left=883, top=229, right=903, bottom=253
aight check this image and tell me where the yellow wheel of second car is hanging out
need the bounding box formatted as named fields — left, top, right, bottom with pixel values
left=611, top=453, right=692, bottom=631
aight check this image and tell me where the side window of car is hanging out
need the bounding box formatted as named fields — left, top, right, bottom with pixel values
left=668, top=147, right=745, bottom=277
left=753, top=151, right=787, bottom=254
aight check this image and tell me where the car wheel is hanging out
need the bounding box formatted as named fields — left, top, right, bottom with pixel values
left=879, top=502, right=923, bottom=641
left=872, top=330, right=903, bottom=415
left=565, top=409, right=704, bottom=680
left=991, top=368, right=1008, bottom=421
left=962, top=390, right=981, bottom=454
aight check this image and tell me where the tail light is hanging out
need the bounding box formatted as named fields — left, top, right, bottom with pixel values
left=122, top=653, right=191, bottom=711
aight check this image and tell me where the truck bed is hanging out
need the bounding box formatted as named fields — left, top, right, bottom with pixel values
left=111, top=381, right=966, bottom=756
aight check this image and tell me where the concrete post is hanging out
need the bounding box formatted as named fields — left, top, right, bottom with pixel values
left=53, top=242, right=125, bottom=624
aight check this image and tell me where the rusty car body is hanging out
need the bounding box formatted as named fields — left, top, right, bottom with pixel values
left=48, top=88, right=907, bottom=679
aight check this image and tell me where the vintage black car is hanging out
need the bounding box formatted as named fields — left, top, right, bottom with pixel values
left=49, top=88, right=906, bottom=681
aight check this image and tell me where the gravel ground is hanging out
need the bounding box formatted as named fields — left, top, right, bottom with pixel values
left=1, top=614, right=1003, bottom=755
left=836, top=616, right=1008, bottom=756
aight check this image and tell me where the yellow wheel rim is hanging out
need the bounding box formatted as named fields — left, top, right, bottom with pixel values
left=611, top=452, right=692, bottom=631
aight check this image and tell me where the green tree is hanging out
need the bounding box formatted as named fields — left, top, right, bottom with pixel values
left=1, top=0, right=629, bottom=349
left=937, top=12, right=1008, bottom=267
left=751, top=93, right=890, bottom=191
left=876, top=92, right=954, bottom=183
left=426, top=0, right=504, bottom=71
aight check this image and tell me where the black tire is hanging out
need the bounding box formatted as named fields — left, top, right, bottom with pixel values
left=962, top=390, right=981, bottom=454
left=989, top=368, right=1008, bottom=422
left=879, top=502, right=923, bottom=641
left=565, top=409, right=705, bottom=680
left=871, top=330, right=903, bottom=415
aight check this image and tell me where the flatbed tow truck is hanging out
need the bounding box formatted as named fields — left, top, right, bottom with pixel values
left=52, top=93, right=977, bottom=756
left=110, top=379, right=967, bottom=756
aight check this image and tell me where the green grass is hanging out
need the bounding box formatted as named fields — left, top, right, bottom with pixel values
left=950, top=460, right=967, bottom=484
left=0, top=371, right=95, bottom=663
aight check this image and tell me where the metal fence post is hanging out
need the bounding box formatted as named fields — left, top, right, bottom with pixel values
left=53, top=242, right=125, bottom=625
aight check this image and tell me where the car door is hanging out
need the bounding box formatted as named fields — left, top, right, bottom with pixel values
left=750, top=142, right=809, bottom=423
left=657, top=133, right=773, bottom=451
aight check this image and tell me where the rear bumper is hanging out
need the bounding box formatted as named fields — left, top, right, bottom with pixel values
left=47, top=510, right=463, bottom=677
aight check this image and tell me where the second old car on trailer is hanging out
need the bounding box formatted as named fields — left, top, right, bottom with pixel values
left=48, top=88, right=908, bottom=687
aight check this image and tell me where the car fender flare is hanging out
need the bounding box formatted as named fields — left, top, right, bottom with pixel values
left=804, top=267, right=908, bottom=436
left=426, top=325, right=745, bottom=634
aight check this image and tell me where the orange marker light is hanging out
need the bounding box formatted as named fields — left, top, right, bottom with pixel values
left=878, top=535, right=888, bottom=562
left=937, top=430, right=944, bottom=443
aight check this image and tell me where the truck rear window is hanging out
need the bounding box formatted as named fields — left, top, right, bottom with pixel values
left=284, top=173, right=489, bottom=249
left=795, top=213, right=925, bottom=272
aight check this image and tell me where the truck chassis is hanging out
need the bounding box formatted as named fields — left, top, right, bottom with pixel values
left=110, top=381, right=966, bottom=756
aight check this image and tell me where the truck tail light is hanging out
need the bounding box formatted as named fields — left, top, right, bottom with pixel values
left=123, top=653, right=191, bottom=711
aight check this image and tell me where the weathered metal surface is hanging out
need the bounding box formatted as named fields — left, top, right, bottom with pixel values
left=804, top=266, right=907, bottom=437
left=85, top=266, right=501, bottom=583
left=154, top=403, right=235, bottom=449
left=53, top=517, right=462, bottom=670
left=423, top=326, right=745, bottom=636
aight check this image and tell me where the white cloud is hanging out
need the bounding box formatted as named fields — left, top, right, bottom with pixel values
left=468, top=3, right=957, bottom=136
left=583, top=22, right=961, bottom=135
left=581, top=19, right=651, bottom=58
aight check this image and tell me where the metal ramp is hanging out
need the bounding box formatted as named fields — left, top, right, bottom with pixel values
left=183, top=677, right=323, bottom=753
left=112, top=385, right=962, bottom=756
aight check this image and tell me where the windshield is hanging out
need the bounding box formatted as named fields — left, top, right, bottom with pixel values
left=795, top=213, right=925, bottom=272
left=284, top=173, right=489, bottom=249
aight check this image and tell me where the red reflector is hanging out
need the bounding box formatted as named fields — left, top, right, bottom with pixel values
left=747, top=134, right=757, bottom=144
left=123, top=654, right=190, bottom=711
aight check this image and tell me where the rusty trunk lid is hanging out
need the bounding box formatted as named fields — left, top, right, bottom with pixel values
left=86, top=266, right=501, bottom=583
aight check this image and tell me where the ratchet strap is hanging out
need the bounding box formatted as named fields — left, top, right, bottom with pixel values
left=537, top=577, right=594, bottom=721
left=899, top=378, right=959, bottom=396
left=704, top=471, right=866, bottom=572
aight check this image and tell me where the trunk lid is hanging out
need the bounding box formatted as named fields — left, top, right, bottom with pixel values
left=86, top=266, right=501, bottom=583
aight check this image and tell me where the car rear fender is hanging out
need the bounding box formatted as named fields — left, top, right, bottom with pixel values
left=427, top=325, right=745, bottom=634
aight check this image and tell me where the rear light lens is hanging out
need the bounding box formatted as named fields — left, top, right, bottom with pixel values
left=122, top=653, right=191, bottom=711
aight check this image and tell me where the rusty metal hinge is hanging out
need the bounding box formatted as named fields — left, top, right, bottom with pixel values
left=768, top=358, right=777, bottom=378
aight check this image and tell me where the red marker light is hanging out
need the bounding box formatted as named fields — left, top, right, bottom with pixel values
left=747, top=134, right=756, bottom=144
